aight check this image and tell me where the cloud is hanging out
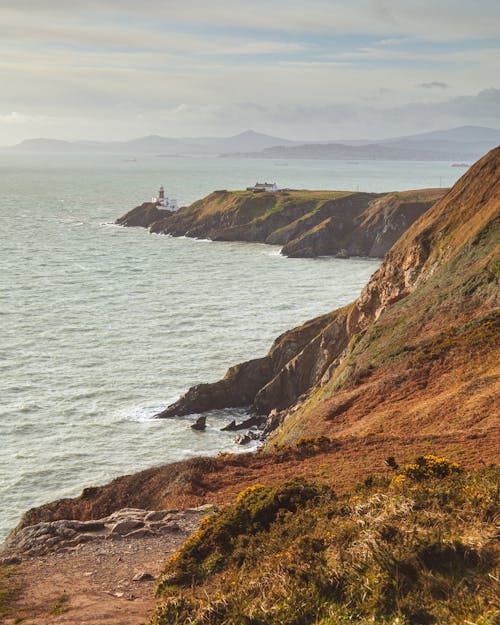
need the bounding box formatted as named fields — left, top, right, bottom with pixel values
left=0, top=2, right=499, bottom=143
left=2, top=1, right=500, bottom=40
left=0, top=112, right=38, bottom=124
left=419, top=82, right=449, bottom=89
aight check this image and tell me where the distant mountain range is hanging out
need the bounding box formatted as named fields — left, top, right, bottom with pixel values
left=4, top=126, right=500, bottom=161
left=5, top=130, right=295, bottom=156
left=232, top=126, right=500, bottom=161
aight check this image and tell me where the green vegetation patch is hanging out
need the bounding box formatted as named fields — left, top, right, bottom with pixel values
left=151, top=461, right=499, bottom=625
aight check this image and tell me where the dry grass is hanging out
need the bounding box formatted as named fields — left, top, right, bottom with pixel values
left=150, top=460, right=499, bottom=625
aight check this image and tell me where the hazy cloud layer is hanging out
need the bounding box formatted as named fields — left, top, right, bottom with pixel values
left=0, top=1, right=499, bottom=143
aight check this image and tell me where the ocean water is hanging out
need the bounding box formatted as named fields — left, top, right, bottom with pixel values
left=0, top=153, right=464, bottom=539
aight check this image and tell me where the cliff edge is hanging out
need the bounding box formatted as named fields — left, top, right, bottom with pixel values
left=116, top=188, right=446, bottom=258
left=15, top=148, right=499, bottom=532
left=158, top=147, right=499, bottom=450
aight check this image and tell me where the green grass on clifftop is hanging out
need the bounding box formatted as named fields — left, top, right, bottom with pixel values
left=150, top=458, right=499, bottom=625
left=184, top=190, right=352, bottom=222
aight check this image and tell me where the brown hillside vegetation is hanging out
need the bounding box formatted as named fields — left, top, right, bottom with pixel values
left=16, top=148, right=499, bottom=532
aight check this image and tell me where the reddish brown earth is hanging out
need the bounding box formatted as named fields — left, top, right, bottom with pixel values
left=3, top=512, right=209, bottom=625
left=10, top=536, right=179, bottom=625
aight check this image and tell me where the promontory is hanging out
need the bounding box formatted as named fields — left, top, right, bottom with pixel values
left=116, top=187, right=447, bottom=258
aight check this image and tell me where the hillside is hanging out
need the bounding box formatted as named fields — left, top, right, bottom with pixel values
left=2, top=148, right=498, bottom=625
left=14, top=148, right=499, bottom=530
left=155, top=148, right=499, bottom=441
left=117, top=188, right=446, bottom=259
left=228, top=126, right=500, bottom=161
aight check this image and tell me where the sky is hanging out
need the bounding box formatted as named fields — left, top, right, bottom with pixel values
left=1, top=0, right=499, bottom=144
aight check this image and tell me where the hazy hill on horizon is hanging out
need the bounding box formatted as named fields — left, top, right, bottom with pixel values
left=239, top=125, right=500, bottom=161
left=3, top=125, right=500, bottom=161
left=4, top=130, right=296, bottom=156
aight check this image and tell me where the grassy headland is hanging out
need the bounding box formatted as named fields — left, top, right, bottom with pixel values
left=117, top=188, right=446, bottom=258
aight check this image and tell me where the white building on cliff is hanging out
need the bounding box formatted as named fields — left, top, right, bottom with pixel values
left=247, top=182, right=279, bottom=192
left=153, top=185, right=178, bottom=211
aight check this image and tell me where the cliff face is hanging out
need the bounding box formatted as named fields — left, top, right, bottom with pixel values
left=116, top=188, right=446, bottom=259
left=158, top=149, right=500, bottom=448
left=13, top=149, right=498, bottom=533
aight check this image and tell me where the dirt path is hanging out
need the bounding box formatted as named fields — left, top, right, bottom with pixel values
left=3, top=511, right=207, bottom=625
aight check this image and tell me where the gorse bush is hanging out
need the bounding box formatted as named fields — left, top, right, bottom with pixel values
left=391, top=454, right=461, bottom=483
left=157, top=478, right=328, bottom=591
left=150, top=461, right=499, bottom=625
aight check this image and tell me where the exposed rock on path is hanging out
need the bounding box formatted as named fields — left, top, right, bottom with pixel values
left=1, top=506, right=214, bottom=561
left=1, top=506, right=214, bottom=625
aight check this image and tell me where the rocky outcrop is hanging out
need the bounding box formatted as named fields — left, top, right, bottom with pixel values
left=115, top=202, right=164, bottom=228
left=156, top=310, right=341, bottom=418
left=116, top=188, right=446, bottom=259
left=1, top=506, right=215, bottom=561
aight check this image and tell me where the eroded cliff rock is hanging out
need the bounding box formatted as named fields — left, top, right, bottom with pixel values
left=13, top=149, right=499, bottom=539
left=155, top=149, right=499, bottom=440
left=116, top=188, right=446, bottom=259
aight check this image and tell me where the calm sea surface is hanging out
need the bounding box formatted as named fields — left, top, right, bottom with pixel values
left=0, top=153, right=464, bottom=538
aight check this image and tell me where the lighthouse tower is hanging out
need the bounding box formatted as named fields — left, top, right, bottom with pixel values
left=153, top=185, right=178, bottom=211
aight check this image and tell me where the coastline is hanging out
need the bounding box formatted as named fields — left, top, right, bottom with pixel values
left=2, top=148, right=498, bottom=625
left=116, top=187, right=447, bottom=259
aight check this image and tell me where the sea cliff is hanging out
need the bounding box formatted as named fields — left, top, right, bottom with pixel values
left=15, top=147, right=499, bottom=525
left=157, top=148, right=499, bottom=447
left=2, top=149, right=498, bottom=625
left=116, top=188, right=447, bottom=258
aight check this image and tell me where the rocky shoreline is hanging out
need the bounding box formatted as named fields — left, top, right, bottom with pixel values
left=116, top=187, right=447, bottom=259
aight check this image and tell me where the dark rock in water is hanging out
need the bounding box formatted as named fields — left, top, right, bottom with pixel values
left=235, top=431, right=261, bottom=445
left=235, top=434, right=251, bottom=445
left=191, top=416, right=206, bottom=431
left=220, top=415, right=265, bottom=431
left=156, top=357, right=272, bottom=418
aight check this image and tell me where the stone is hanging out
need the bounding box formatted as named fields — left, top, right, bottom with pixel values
left=109, top=508, right=147, bottom=520
left=144, top=510, right=170, bottom=523
left=124, top=528, right=155, bottom=539
left=71, top=520, right=106, bottom=532
left=158, top=522, right=182, bottom=534
left=132, top=571, right=155, bottom=582
left=110, top=519, right=144, bottom=535
left=191, top=416, right=206, bottom=431
left=221, top=415, right=264, bottom=431
left=185, top=504, right=218, bottom=513
left=235, top=434, right=251, bottom=445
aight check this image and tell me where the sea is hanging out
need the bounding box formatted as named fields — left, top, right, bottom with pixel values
left=0, top=153, right=465, bottom=539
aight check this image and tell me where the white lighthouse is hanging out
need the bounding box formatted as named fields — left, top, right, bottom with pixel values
left=153, top=185, right=178, bottom=211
